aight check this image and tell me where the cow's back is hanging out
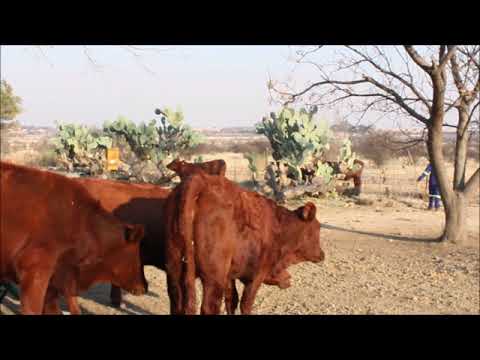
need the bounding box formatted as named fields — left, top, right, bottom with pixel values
left=1, top=163, right=112, bottom=277
left=76, top=177, right=171, bottom=268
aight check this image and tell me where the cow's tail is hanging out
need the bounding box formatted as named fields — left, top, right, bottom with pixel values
left=176, top=173, right=206, bottom=314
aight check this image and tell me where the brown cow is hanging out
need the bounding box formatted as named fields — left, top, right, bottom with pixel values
left=75, top=164, right=225, bottom=309
left=327, top=159, right=365, bottom=195
left=164, top=172, right=325, bottom=315
left=0, top=162, right=148, bottom=315
left=166, top=159, right=227, bottom=180
left=75, top=177, right=171, bottom=309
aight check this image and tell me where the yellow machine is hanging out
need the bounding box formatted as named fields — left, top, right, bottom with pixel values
left=106, top=147, right=120, bottom=172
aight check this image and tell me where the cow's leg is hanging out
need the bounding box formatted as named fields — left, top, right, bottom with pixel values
left=200, top=280, right=224, bottom=315
left=43, top=287, right=62, bottom=315
left=224, top=279, right=239, bottom=315
left=19, top=267, right=55, bottom=315
left=110, top=285, right=122, bottom=308
left=51, top=267, right=81, bottom=315
left=239, top=276, right=264, bottom=315
left=166, top=273, right=184, bottom=315
left=353, top=175, right=362, bottom=195
left=65, top=296, right=82, bottom=315
left=17, top=249, right=57, bottom=315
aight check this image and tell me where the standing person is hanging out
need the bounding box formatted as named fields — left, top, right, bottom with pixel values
left=417, top=163, right=441, bottom=210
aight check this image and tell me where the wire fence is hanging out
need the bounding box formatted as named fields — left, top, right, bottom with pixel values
left=224, top=163, right=480, bottom=205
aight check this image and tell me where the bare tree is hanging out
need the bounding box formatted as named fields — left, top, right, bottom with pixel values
left=270, top=45, right=479, bottom=244
left=32, top=45, right=179, bottom=74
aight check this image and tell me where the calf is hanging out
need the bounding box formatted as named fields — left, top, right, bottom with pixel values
left=164, top=172, right=325, bottom=315
left=0, top=162, right=147, bottom=315
left=166, top=159, right=227, bottom=180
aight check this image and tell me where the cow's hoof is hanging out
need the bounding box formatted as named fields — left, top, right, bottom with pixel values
left=111, top=301, right=121, bottom=308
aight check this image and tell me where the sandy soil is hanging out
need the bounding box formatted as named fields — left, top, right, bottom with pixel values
left=2, top=194, right=478, bottom=315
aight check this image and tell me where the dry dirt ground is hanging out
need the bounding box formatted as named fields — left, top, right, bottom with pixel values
left=2, top=194, right=478, bottom=315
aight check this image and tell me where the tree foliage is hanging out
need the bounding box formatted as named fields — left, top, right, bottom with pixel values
left=0, top=80, right=22, bottom=121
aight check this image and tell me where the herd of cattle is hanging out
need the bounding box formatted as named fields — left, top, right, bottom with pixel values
left=0, top=158, right=325, bottom=315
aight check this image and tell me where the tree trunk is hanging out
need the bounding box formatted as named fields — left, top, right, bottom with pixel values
left=427, top=70, right=458, bottom=243
left=453, top=107, right=470, bottom=190
left=440, top=191, right=468, bottom=244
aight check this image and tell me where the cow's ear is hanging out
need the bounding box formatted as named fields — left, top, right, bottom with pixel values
left=298, top=202, right=317, bottom=222
left=124, top=224, right=145, bottom=243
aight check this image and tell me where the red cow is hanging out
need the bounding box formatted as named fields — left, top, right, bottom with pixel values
left=75, top=177, right=171, bottom=309
left=0, top=162, right=147, bottom=315
left=327, top=159, right=365, bottom=195
left=166, top=159, right=227, bottom=180
left=164, top=172, right=325, bottom=315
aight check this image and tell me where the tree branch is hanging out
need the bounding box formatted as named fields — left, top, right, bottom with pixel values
left=362, top=75, right=429, bottom=124
left=439, top=45, right=458, bottom=69
left=463, top=167, right=480, bottom=198
left=469, top=100, right=480, bottom=124
left=450, top=52, right=465, bottom=93
left=404, top=46, right=432, bottom=73
left=346, top=46, right=432, bottom=112
left=282, top=79, right=369, bottom=105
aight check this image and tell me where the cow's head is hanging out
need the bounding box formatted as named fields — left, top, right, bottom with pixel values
left=293, top=202, right=325, bottom=263
left=264, top=269, right=292, bottom=289
left=103, top=223, right=148, bottom=296
left=166, top=159, right=186, bottom=174
left=269, top=202, right=324, bottom=289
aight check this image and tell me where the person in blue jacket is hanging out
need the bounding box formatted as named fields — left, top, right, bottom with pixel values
left=417, top=163, right=441, bottom=210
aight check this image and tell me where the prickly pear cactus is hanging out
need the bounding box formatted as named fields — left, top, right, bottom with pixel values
left=193, top=155, right=204, bottom=163
left=315, top=162, right=334, bottom=185
left=103, top=108, right=202, bottom=183
left=339, top=138, right=357, bottom=171
left=244, top=152, right=260, bottom=184
left=256, top=106, right=331, bottom=184
left=52, top=122, right=112, bottom=174
left=104, top=116, right=158, bottom=162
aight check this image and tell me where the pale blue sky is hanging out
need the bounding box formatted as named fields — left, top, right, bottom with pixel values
left=1, top=45, right=422, bottom=129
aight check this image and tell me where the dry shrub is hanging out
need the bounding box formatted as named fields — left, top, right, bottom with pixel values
left=351, top=128, right=479, bottom=167
left=30, top=138, right=59, bottom=168
left=352, top=130, right=397, bottom=166
left=0, top=129, right=11, bottom=155
left=351, top=130, right=427, bottom=167
left=183, top=140, right=271, bottom=157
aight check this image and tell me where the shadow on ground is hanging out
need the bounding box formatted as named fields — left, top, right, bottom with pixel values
left=0, top=297, right=20, bottom=314
left=77, top=283, right=156, bottom=315
left=0, top=283, right=159, bottom=315
left=321, top=223, right=438, bottom=243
